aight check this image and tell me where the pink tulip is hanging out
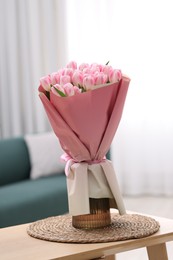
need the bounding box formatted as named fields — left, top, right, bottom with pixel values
left=94, top=72, right=108, bottom=85
left=40, top=75, right=51, bottom=91
left=73, top=85, right=81, bottom=95
left=66, top=61, right=77, bottom=70
left=63, top=83, right=75, bottom=96
left=51, top=84, right=66, bottom=97
left=60, top=75, right=71, bottom=85
left=50, top=72, right=61, bottom=85
left=83, top=75, right=95, bottom=91
left=83, top=68, right=93, bottom=75
left=79, top=63, right=89, bottom=71
left=97, top=64, right=105, bottom=72
left=63, top=68, right=74, bottom=78
left=109, top=69, right=122, bottom=83
left=57, top=69, right=64, bottom=76
left=72, top=70, right=83, bottom=86
left=90, top=63, right=100, bottom=72
left=102, top=65, right=113, bottom=76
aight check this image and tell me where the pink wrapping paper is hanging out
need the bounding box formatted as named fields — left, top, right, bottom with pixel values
left=39, top=75, right=130, bottom=215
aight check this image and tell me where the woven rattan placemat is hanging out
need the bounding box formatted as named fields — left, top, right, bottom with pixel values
left=27, top=213, right=160, bottom=244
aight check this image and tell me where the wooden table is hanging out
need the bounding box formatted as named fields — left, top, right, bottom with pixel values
left=0, top=213, right=173, bottom=260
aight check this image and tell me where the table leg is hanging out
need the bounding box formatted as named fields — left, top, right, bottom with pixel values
left=147, top=243, right=168, bottom=260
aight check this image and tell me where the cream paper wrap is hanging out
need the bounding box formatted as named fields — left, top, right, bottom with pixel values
left=66, top=159, right=126, bottom=216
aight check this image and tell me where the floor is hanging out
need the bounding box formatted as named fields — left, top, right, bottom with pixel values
left=116, top=196, right=173, bottom=260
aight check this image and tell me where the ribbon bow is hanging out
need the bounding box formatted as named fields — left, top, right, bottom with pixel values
left=61, top=153, right=106, bottom=176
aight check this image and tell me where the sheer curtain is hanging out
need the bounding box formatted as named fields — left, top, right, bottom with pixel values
left=65, top=0, right=173, bottom=195
left=0, top=0, right=68, bottom=138
left=1, top=0, right=173, bottom=195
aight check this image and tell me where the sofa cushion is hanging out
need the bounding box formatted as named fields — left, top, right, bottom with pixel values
left=24, top=132, right=64, bottom=179
left=0, top=137, right=30, bottom=186
left=0, top=174, right=68, bottom=228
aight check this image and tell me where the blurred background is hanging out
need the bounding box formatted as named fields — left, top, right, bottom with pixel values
left=0, top=0, right=173, bottom=197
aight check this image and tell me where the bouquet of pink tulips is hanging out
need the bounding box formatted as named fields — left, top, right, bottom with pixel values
left=39, top=61, right=130, bottom=216
left=39, top=61, right=122, bottom=97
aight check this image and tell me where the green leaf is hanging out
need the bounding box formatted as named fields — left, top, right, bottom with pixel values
left=53, top=87, right=66, bottom=97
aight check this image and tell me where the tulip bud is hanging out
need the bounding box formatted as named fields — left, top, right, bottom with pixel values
left=51, top=84, right=66, bottom=97
left=50, top=72, right=61, bottom=85
left=95, top=72, right=108, bottom=85
left=63, top=68, right=74, bottom=78
left=72, top=70, right=83, bottom=86
left=83, top=75, right=95, bottom=91
left=79, top=63, right=89, bottom=71
left=102, top=65, right=113, bottom=76
left=109, top=69, right=122, bottom=83
left=90, top=63, right=100, bottom=73
left=60, top=75, right=71, bottom=86
left=66, top=61, right=77, bottom=70
left=73, top=85, right=81, bottom=95
left=40, top=75, right=51, bottom=91
left=63, top=83, right=75, bottom=96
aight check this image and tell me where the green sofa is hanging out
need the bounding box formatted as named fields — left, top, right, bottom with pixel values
left=0, top=136, right=68, bottom=228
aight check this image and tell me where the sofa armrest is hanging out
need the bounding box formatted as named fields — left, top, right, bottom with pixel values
left=0, top=137, right=31, bottom=186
